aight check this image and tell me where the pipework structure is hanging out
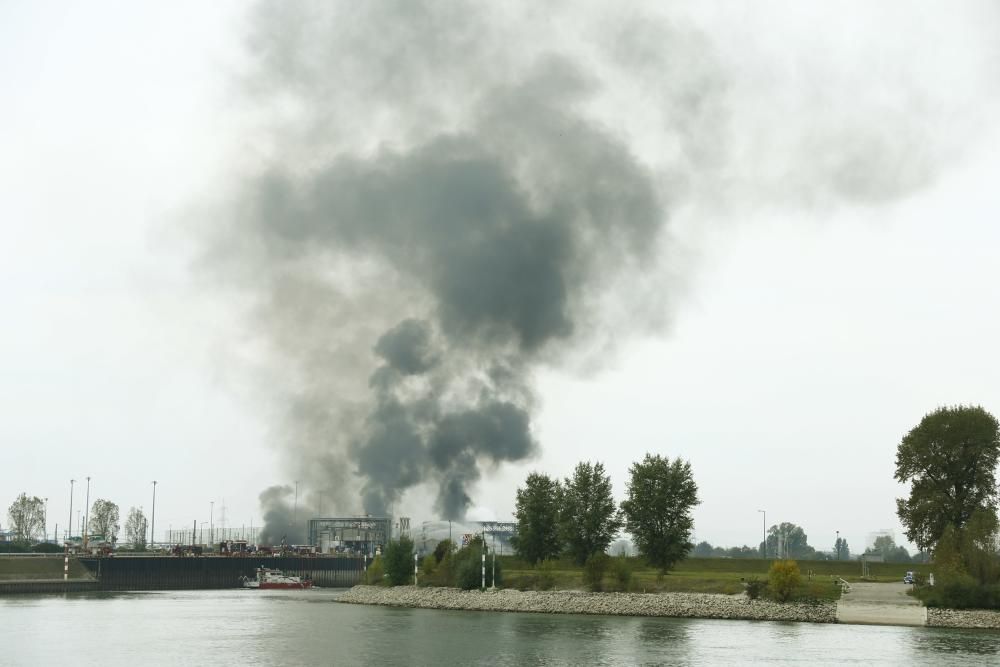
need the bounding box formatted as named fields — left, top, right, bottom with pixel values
left=308, top=517, right=391, bottom=556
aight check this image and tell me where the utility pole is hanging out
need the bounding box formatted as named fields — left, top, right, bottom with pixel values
left=150, top=481, right=157, bottom=549
left=83, top=476, right=91, bottom=550
left=68, top=479, right=75, bottom=541
left=758, top=509, right=766, bottom=558
left=293, top=481, right=300, bottom=529
left=210, top=501, right=214, bottom=546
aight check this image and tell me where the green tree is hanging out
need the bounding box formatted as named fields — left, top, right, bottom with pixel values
left=895, top=405, right=1000, bottom=551
left=124, top=507, right=147, bottom=550
left=512, top=472, right=563, bottom=565
left=834, top=537, right=850, bottom=561
left=864, top=535, right=911, bottom=563
left=692, top=541, right=715, bottom=558
left=6, top=493, right=44, bottom=544
left=766, top=522, right=815, bottom=559
left=451, top=535, right=498, bottom=589
left=89, top=499, right=120, bottom=544
left=620, top=455, right=699, bottom=572
left=383, top=536, right=415, bottom=586
left=433, top=539, right=454, bottom=563
left=560, top=461, right=622, bottom=565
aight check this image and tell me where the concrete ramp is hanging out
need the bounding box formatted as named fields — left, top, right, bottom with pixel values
left=836, top=582, right=927, bottom=626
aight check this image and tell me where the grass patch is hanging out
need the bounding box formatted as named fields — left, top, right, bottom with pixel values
left=0, top=556, right=90, bottom=580
left=498, top=556, right=929, bottom=601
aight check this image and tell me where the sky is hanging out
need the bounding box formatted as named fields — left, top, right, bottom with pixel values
left=2, top=1, right=1000, bottom=554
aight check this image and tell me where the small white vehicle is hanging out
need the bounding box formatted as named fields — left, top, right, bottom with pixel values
left=903, top=571, right=915, bottom=584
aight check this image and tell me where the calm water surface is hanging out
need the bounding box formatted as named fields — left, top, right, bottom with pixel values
left=3, top=589, right=999, bottom=666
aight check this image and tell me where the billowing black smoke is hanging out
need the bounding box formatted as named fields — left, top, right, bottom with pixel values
left=257, top=485, right=307, bottom=545
left=244, top=87, right=661, bottom=520
left=211, top=1, right=983, bottom=534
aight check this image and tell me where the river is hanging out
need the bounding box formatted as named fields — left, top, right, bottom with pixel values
left=3, top=589, right=999, bottom=665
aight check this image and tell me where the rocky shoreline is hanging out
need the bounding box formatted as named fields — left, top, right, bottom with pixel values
left=336, top=585, right=836, bottom=624
left=927, top=608, right=1000, bottom=630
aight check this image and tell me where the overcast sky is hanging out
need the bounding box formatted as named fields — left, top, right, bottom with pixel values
left=3, top=1, right=999, bottom=553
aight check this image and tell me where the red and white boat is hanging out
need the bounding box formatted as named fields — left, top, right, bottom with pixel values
left=242, top=567, right=313, bottom=590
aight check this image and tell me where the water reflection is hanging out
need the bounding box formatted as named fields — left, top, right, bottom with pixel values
left=3, top=591, right=1000, bottom=666
left=914, top=627, right=1000, bottom=656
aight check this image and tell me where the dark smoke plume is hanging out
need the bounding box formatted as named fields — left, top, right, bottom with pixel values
left=257, top=485, right=307, bottom=544
left=207, top=1, right=995, bottom=534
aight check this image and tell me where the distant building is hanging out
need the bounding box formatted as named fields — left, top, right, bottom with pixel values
left=308, top=517, right=392, bottom=556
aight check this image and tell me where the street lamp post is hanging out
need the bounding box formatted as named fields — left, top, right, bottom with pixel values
left=836, top=530, right=840, bottom=561
left=150, top=481, right=157, bottom=549
left=67, top=479, right=75, bottom=542
left=83, top=476, right=91, bottom=550
left=758, top=509, right=766, bottom=558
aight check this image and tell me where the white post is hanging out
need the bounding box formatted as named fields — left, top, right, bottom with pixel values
left=414, top=552, right=418, bottom=586
left=481, top=553, right=486, bottom=590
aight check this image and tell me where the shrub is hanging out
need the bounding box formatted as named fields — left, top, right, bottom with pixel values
left=917, top=573, right=1000, bottom=609
left=455, top=554, right=482, bottom=590
left=768, top=560, right=801, bottom=602
left=420, top=554, right=437, bottom=579
left=612, top=556, right=633, bottom=592
left=583, top=552, right=611, bottom=592
left=433, top=539, right=454, bottom=564
left=536, top=560, right=557, bottom=590
left=366, top=556, right=385, bottom=585
left=744, top=576, right=766, bottom=600
left=383, top=537, right=415, bottom=586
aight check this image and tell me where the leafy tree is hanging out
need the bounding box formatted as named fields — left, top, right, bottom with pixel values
left=561, top=461, right=622, bottom=565
left=433, top=539, right=454, bottom=563
left=895, top=405, right=1000, bottom=551
left=726, top=545, right=760, bottom=559
left=7, top=493, right=45, bottom=544
left=692, top=541, right=715, bottom=558
left=451, top=535, right=497, bottom=589
left=621, top=455, right=699, bottom=572
left=89, top=499, right=120, bottom=544
left=766, top=522, right=815, bottom=560
left=124, top=507, right=148, bottom=550
left=512, top=473, right=563, bottom=565
left=383, top=536, right=415, bottom=586
left=834, top=537, right=850, bottom=561
left=6, top=493, right=44, bottom=544
left=864, top=535, right=912, bottom=563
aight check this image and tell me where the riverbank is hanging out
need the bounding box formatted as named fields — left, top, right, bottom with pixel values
left=337, top=585, right=836, bottom=623
left=928, top=608, right=1000, bottom=630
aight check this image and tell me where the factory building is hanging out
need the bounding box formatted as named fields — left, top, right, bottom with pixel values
left=308, top=517, right=392, bottom=556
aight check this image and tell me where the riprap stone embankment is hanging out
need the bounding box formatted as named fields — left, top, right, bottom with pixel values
left=337, top=585, right=836, bottom=623
left=927, top=608, right=1000, bottom=629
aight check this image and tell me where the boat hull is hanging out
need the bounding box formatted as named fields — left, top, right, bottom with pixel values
left=257, top=581, right=313, bottom=590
